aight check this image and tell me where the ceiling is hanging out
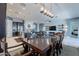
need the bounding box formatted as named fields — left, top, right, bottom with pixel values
left=6, top=3, right=79, bottom=23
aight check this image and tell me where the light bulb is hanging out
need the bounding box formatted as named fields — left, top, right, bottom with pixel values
left=48, top=12, right=54, bottom=18
left=46, top=11, right=50, bottom=16
left=16, top=15, right=19, bottom=18
left=18, top=12, right=22, bottom=14
left=43, top=9, right=47, bottom=15
left=47, top=12, right=51, bottom=17
left=40, top=7, right=44, bottom=13
left=51, top=14, right=54, bottom=18
left=23, top=7, right=26, bottom=10
left=49, top=12, right=52, bottom=16
left=9, top=9, right=12, bottom=11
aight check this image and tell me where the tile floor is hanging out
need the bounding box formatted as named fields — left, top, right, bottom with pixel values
left=60, top=36, right=79, bottom=56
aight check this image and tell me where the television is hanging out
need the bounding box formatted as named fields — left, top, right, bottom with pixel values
left=49, top=26, right=56, bottom=31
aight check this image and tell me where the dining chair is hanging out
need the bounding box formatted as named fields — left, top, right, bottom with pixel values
left=55, top=32, right=64, bottom=55
left=51, top=32, right=64, bottom=56
left=51, top=35, right=58, bottom=56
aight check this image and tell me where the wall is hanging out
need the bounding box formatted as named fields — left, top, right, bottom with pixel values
left=24, top=20, right=46, bottom=32
left=44, top=18, right=67, bottom=31
left=24, top=21, right=35, bottom=32
left=6, top=16, right=13, bottom=37
left=67, top=18, right=79, bottom=38
left=6, top=16, right=24, bottom=37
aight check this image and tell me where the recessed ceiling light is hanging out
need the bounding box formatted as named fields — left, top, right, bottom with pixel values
left=16, top=15, right=19, bottom=18
left=9, top=9, right=12, bottom=11
left=22, top=7, right=26, bottom=10
left=40, top=7, right=44, bottom=13
left=44, top=9, right=47, bottom=15
left=46, top=11, right=50, bottom=16
left=9, top=3, right=14, bottom=5
left=18, top=12, right=22, bottom=14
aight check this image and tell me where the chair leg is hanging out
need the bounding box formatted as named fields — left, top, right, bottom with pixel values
left=56, top=48, right=61, bottom=56
left=59, top=48, right=61, bottom=54
left=53, top=53, right=55, bottom=56
left=61, top=44, right=63, bottom=50
left=53, top=50, right=56, bottom=56
left=23, top=44, right=29, bottom=53
left=46, top=47, right=52, bottom=56
left=56, top=49, right=59, bottom=56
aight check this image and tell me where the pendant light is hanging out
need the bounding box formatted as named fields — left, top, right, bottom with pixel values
left=40, top=6, right=44, bottom=13
left=40, top=3, right=54, bottom=18
left=43, top=9, right=47, bottom=15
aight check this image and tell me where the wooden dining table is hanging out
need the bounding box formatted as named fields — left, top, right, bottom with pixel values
left=22, top=37, right=52, bottom=56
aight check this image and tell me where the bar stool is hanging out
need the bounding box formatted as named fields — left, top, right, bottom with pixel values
left=55, top=32, right=64, bottom=55
left=51, top=33, right=64, bottom=56
left=51, top=35, right=58, bottom=56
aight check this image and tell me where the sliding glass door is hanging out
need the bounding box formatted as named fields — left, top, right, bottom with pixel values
left=12, top=22, right=24, bottom=36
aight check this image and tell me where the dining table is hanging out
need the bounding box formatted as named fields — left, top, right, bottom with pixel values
left=22, top=37, right=53, bottom=56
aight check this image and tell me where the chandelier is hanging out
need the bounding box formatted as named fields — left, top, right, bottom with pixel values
left=40, top=4, right=54, bottom=18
